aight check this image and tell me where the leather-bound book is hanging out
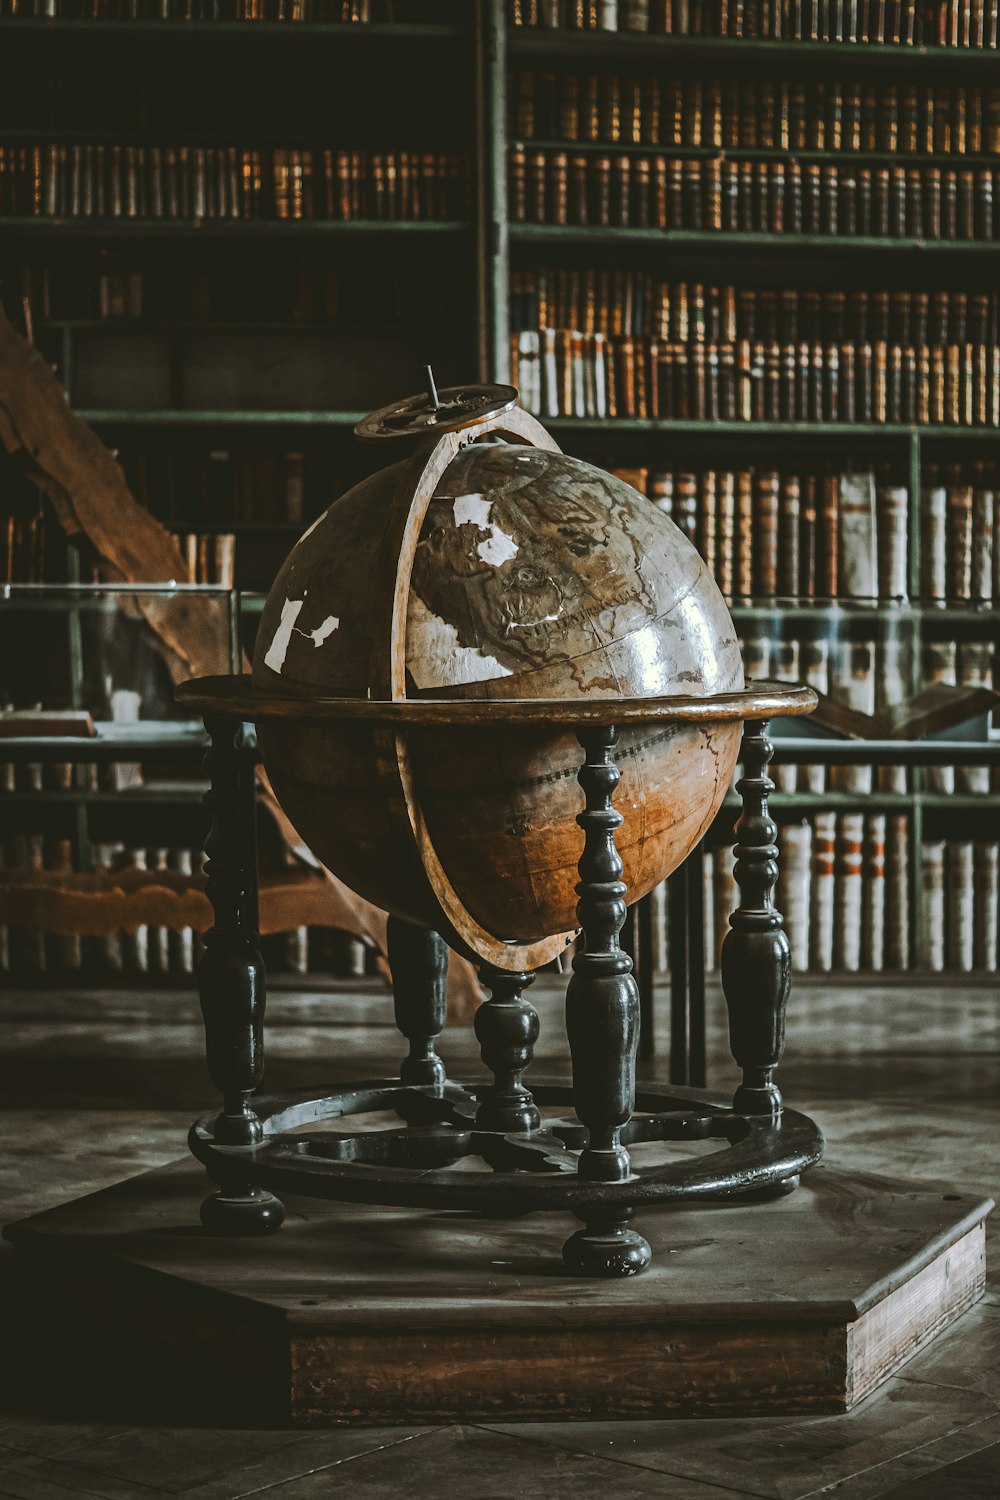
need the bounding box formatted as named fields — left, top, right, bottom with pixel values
left=777, top=473, right=801, bottom=597
left=884, top=815, right=910, bottom=972
left=601, top=75, right=621, bottom=142
left=836, top=812, right=866, bottom=974
left=641, top=76, right=659, bottom=143
left=623, top=76, right=642, bottom=144
left=699, top=470, right=718, bottom=575
left=528, top=151, right=546, bottom=222
left=633, top=156, right=651, bottom=227
left=683, top=159, right=702, bottom=229
left=923, top=481, right=949, bottom=602
left=864, top=814, right=887, bottom=972
left=877, top=482, right=909, bottom=598
left=509, top=145, right=527, bottom=222
left=550, top=151, right=569, bottom=225
left=948, top=842, right=975, bottom=973
left=778, top=821, right=813, bottom=974
left=839, top=471, right=878, bottom=598
left=810, top=810, right=837, bottom=973
left=592, top=155, right=611, bottom=225
left=675, top=472, right=699, bottom=546
left=716, top=470, right=735, bottom=597
left=612, top=154, right=631, bottom=227
left=706, top=157, right=722, bottom=230
left=753, top=470, right=780, bottom=597
left=947, top=483, right=974, bottom=597
left=975, top=842, right=999, bottom=971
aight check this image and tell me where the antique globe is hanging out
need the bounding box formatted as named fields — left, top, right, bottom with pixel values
left=252, top=386, right=744, bottom=971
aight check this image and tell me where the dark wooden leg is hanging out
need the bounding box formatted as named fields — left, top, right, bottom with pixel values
left=198, top=716, right=284, bottom=1236
left=388, top=916, right=447, bottom=1092
left=475, top=966, right=540, bottom=1132
left=563, top=726, right=651, bottom=1276
left=721, top=721, right=798, bottom=1192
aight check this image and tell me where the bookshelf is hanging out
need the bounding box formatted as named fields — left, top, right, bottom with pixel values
left=492, top=0, right=1000, bottom=989
left=3, top=0, right=1000, bottom=990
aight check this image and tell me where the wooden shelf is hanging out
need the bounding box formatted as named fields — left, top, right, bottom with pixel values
left=76, top=409, right=366, bottom=426
left=541, top=417, right=999, bottom=438
left=513, top=139, right=1000, bottom=168
left=0, top=19, right=466, bottom=40
left=509, top=224, right=999, bottom=252
left=0, top=217, right=471, bottom=239
left=507, top=30, right=1000, bottom=70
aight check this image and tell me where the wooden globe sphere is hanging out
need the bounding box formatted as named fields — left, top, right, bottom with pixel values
left=252, top=403, right=743, bottom=970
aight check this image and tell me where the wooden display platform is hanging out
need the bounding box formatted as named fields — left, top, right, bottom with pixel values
left=3, top=1160, right=991, bottom=1424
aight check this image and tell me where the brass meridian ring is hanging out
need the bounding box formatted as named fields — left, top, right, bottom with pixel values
left=354, top=383, right=519, bottom=441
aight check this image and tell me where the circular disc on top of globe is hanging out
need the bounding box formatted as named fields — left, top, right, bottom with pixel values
left=252, top=389, right=744, bottom=971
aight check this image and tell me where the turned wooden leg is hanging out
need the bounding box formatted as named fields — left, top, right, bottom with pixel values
left=475, top=966, right=540, bottom=1133
left=563, top=726, right=651, bottom=1277
left=198, top=716, right=284, bottom=1236
left=722, top=721, right=797, bottom=1191
left=388, top=916, right=447, bottom=1092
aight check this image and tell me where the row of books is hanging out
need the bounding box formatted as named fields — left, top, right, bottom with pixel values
left=0, top=839, right=373, bottom=978
left=741, top=633, right=997, bottom=795
left=20, top=256, right=455, bottom=325
left=510, top=72, right=1000, bottom=156
left=0, top=1, right=390, bottom=18
left=673, top=822, right=1000, bottom=975
left=0, top=145, right=471, bottom=222
left=614, top=460, right=1000, bottom=601
left=511, top=326, right=1000, bottom=425
left=2, top=506, right=236, bottom=585
left=511, top=274, right=999, bottom=346
left=169, top=531, right=235, bottom=587
left=2, top=508, right=46, bottom=584
left=125, top=451, right=307, bottom=524
left=509, top=1, right=1000, bottom=48
left=509, top=148, right=1000, bottom=240
left=612, top=463, right=909, bottom=598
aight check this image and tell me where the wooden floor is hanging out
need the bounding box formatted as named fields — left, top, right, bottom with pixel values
left=0, top=974, right=997, bottom=1499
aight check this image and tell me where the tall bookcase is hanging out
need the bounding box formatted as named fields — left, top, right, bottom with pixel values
left=2, top=0, right=999, bottom=986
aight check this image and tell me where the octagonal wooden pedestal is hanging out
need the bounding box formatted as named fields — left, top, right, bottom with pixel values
left=3, top=1159, right=990, bottom=1425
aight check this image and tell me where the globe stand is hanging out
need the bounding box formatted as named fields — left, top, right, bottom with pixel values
left=178, top=677, right=824, bottom=1276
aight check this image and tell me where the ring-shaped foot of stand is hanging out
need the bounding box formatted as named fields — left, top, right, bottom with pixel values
left=200, top=1186, right=285, bottom=1237
left=734, top=1173, right=801, bottom=1203
left=563, top=1210, right=652, bottom=1277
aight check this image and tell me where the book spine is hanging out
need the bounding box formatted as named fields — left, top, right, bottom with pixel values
left=876, top=483, right=909, bottom=599
left=921, top=840, right=947, bottom=972
left=974, top=841, right=999, bottom=971
left=778, top=820, right=812, bottom=973
left=885, top=814, right=910, bottom=971
left=864, top=813, right=887, bottom=971
left=810, top=810, right=837, bottom=973
left=835, top=812, right=865, bottom=972
left=947, top=840, right=975, bottom=972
